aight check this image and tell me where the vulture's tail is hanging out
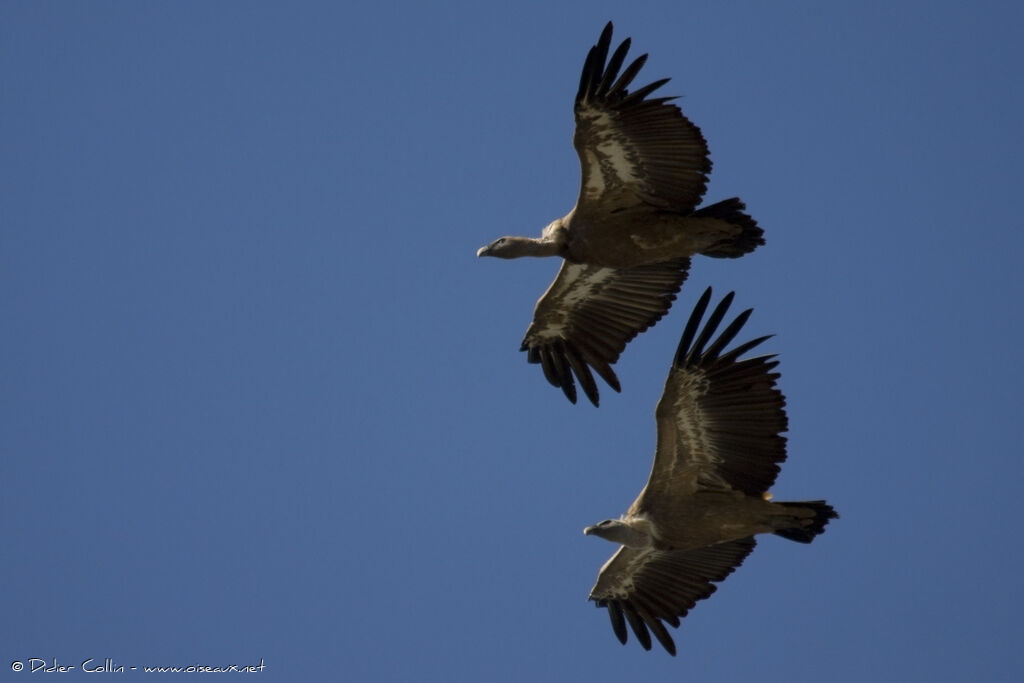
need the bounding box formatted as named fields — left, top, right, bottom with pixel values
left=772, top=500, right=838, bottom=543
left=695, top=197, right=765, bottom=258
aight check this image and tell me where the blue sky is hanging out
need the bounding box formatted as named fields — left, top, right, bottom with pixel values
left=3, top=1, right=1022, bottom=680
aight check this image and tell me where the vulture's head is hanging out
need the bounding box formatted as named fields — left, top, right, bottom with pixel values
left=584, top=519, right=627, bottom=541
left=584, top=519, right=652, bottom=548
left=476, top=234, right=564, bottom=259
left=476, top=236, right=520, bottom=258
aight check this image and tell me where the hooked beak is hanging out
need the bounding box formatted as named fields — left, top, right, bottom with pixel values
left=583, top=525, right=597, bottom=536
left=476, top=245, right=491, bottom=257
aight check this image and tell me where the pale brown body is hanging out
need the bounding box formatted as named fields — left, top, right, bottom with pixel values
left=606, top=491, right=825, bottom=551
left=561, top=208, right=746, bottom=268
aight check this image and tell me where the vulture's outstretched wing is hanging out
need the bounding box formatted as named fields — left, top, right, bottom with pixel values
left=573, top=22, right=710, bottom=216
left=589, top=538, right=757, bottom=655
left=637, top=288, right=787, bottom=504
left=521, top=258, right=690, bottom=405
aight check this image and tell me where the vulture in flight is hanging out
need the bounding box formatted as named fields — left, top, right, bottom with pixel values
left=583, top=288, right=837, bottom=655
left=477, top=22, right=764, bottom=406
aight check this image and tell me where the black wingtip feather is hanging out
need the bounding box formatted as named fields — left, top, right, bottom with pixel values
left=549, top=341, right=577, bottom=403
left=645, top=617, right=677, bottom=656
left=597, top=37, right=631, bottom=97
left=619, top=77, right=671, bottom=106
left=578, top=22, right=615, bottom=103
left=702, top=307, right=753, bottom=362
left=558, top=378, right=578, bottom=404
left=607, top=601, right=628, bottom=645
left=590, top=28, right=611, bottom=85
left=537, top=346, right=577, bottom=403
left=623, top=605, right=652, bottom=650
left=674, top=291, right=776, bottom=379
left=597, top=599, right=677, bottom=654
left=525, top=341, right=617, bottom=406
left=563, top=345, right=600, bottom=407
left=674, top=287, right=712, bottom=367
left=537, top=346, right=559, bottom=386
left=688, top=291, right=735, bottom=362
left=718, top=335, right=773, bottom=366
left=577, top=22, right=677, bottom=109
left=608, top=53, right=648, bottom=95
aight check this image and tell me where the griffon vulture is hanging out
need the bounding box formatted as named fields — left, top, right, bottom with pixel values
left=583, top=289, right=837, bottom=654
left=478, top=22, right=764, bottom=406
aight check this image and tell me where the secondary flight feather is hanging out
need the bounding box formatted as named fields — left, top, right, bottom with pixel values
left=583, top=289, right=837, bottom=654
left=478, top=22, right=764, bottom=406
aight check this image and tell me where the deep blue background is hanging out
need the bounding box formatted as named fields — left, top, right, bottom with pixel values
left=3, top=1, right=1022, bottom=680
